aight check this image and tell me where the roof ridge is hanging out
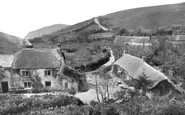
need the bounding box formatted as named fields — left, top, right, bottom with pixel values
left=52, top=48, right=62, bottom=61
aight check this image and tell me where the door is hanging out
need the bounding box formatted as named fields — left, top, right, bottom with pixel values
left=1, top=82, right=9, bottom=93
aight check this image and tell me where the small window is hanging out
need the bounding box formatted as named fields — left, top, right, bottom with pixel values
left=45, top=70, right=52, bottom=76
left=65, top=82, right=68, bottom=89
left=45, top=81, right=51, bottom=87
left=24, top=82, right=31, bottom=88
left=22, top=70, right=29, bottom=76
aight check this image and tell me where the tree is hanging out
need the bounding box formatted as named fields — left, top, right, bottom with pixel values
left=48, top=35, right=58, bottom=48
left=135, top=72, right=153, bottom=95
left=92, top=69, right=117, bottom=103
left=116, top=28, right=130, bottom=36
left=93, top=69, right=117, bottom=115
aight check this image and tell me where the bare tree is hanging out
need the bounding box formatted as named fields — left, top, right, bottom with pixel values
left=94, top=70, right=117, bottom=103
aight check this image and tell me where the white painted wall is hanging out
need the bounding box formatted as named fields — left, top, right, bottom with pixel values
left=0, top=68, right=78, bottom=93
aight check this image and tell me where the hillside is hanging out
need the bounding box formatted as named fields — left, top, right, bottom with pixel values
left=102, top=2, right=185, bottom=30
left=0, top=32, right=30, bottom=54
left=27, top=2, right=185, bottom=69
left=25, top=24, right=68, bottom=40
left=29, top=18, right=112, bottom=48
left=28, top=18, right=113, bottom=70
left=29, top=2, right=185, bottom=46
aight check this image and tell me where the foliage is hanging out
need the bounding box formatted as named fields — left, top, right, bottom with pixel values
left=94, top=69, right=117, bottom=103
left=112, top=25, right=185, bottom=37
left=0, top=94, right=81, bottom=115
left=1, top=92, right=185, bottom=115
left=76, top=31, right=91, bottom=43
left=0, top=68, right=6, bottom=81
left=144, top=36, right=185, bottom=82
left=135, top=72, right=153, bottom=94
left=28, top=71, right=44, bottom=92
left=68, top=87, right=76, bottom=95
left=29, top=37, right=44, bottom=43
left=62, top=47, right=77, bottom=53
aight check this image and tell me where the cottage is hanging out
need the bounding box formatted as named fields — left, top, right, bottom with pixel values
left=0, top=48, right=80, bottom=93
left=112, top=53, right=183, bottom=95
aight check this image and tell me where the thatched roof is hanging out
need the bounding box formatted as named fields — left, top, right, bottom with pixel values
left=0, top=55, right=14, bottom=68
left=113, top=54, right=169, bottom=88
left=12, top=48, right=62, bottom=69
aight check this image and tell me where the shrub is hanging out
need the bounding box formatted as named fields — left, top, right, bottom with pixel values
left=0, top=94, right=80, bottom=115
left=68, top=88, right=76, bottom=95
left=159, top=105, right=185, bottom=115
left=63, top=47, right=77, bottom=53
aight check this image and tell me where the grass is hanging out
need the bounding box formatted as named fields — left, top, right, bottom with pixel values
left=0, top=32, right=23, bottom=54
left=102, top=2, right=185, bottom=30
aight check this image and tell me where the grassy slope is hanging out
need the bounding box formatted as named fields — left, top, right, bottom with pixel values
left=0, top=32, right=24, bottom=54
left=103, top=2, right=185, bottom=30
left=25, top=24, right=68, bottom=40
left=29, top=18, right=102, bottom=48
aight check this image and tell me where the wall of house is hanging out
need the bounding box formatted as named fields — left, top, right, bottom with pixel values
left=0, top=68, right=78, bottom=93
left=24, top=69, right=78, bottom=91
left=34, top=69, right=62, bottom=90
left=0, top=69, right=24, bottom=93
left=62, top=78, right=78, bottom=91
left=112, top=65, right=130, bottom=80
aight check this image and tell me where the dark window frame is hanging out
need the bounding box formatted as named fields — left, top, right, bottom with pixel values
left=44, top=70, right=52, bottom=76
left=22, top=70, right=29, bottom=77
left=45, top=81, right=51, bottom=87
left=24, top=82, right=31, bottom=88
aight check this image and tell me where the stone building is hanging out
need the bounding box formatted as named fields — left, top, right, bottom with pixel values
left=0, top=48, right=79, bottom=93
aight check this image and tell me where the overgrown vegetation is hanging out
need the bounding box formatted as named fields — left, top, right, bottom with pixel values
left=112, top=34, right=185, bottom=87
left=0, top=94, right=82, bottom=115
left=1, top=91, right=185, bottom=115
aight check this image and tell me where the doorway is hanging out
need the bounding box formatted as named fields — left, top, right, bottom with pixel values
left=1, top=82, right=9, bottom=93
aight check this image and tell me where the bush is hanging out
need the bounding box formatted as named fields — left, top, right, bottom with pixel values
left=159, top=105, right=185, bottom=115
left=68, top=88, right=76, bottom=95
left=0, top=94, right=80, bottom=115
left=63, top=47, right=77, bottom=53
left=1, top=91, right=185, bottom=115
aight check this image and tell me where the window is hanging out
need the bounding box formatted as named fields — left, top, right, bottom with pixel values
left=24, top=82, right=31, bottom=88
left=22, top=70, right=29, bottom=76
left=44, top=70, right=52, bottom=76
left=65, top=82, right=68, bottom=89
left=45, top=81, right=51, bottom=87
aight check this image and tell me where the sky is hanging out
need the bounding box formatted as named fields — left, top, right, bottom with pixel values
left=0, top=0, right=184, bottom=38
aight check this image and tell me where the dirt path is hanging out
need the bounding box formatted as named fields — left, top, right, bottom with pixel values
left=103, top=48, right=115, bottom=66
left=94, top=18, right=108, bottom=31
